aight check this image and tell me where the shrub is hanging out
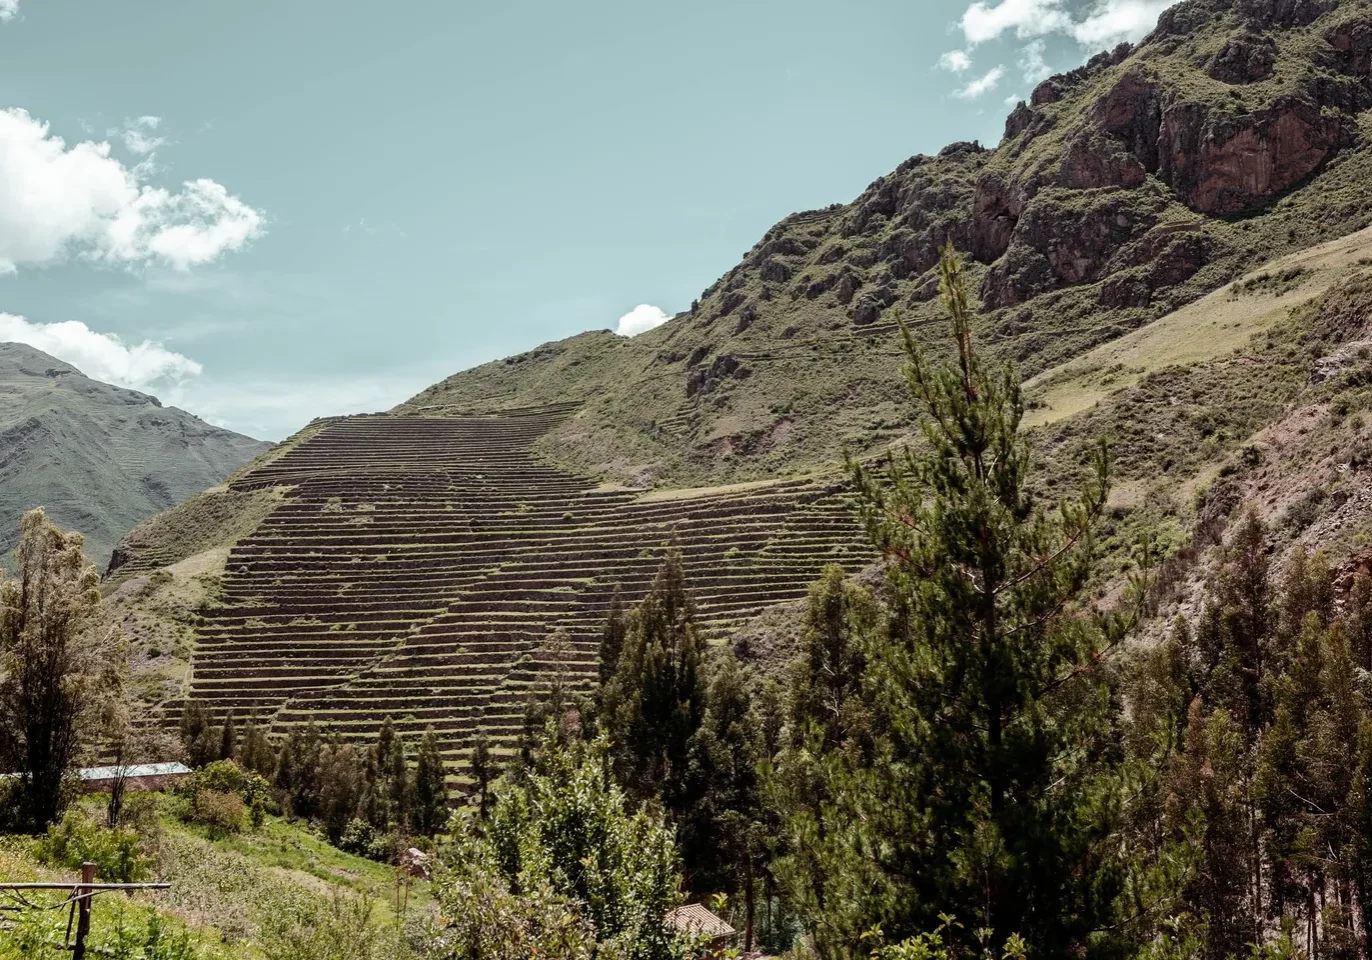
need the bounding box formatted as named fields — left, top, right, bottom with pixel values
left=191, top=789, right=245, bottom=838
left=35, top=812, right=150, bottom=883
left=180, top=759, right=270, bottom=807
left=339, top=818, right=398, bottom=863
left=1281, top=487, right=1328, bottom=533
left=257, top=889, right=400, bottom=960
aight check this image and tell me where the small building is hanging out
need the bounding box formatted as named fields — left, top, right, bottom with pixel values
left=77, top=762, right=191, bottom=793
left=666, top=903, right=737, bottom=958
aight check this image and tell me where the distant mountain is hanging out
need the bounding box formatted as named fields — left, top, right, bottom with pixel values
left=0, top=341, right=270, bottom=567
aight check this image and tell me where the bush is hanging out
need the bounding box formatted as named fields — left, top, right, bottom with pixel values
left=1281, top=487, right=1328, bottom=533
left=257, top=889, right=400, bottom=960
left=35, top=812, right=150, bottom=883
left=191, top=789, right=245, bottom=838
left=339, top=818, right=398, bottom=863
left=182, top=759, right=270, bottom=806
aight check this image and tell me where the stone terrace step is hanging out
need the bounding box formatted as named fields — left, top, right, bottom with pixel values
left=187, top=410, right=873, bottom=769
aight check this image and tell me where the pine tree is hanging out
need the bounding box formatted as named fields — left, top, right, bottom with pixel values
left=180, top=700, right=210, bottom=766
left=1170, top=700, right=1256, bottom=960
left=218, top=709, right=237, bottom=762
left=601, top=547, right=708, bottom=810
left=599, top=587, right=627, bottom=689
left=779, top=247, right=1130, bottom=956
left=412, top=727, right=449, bottom=836
left=388, top=727, right=410, bottom=828
left=470, top=733, right=496, bottom=821
left=239, top=712, right=274, bottom=777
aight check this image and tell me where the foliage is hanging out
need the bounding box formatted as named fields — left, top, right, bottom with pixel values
left=257, top=888, right=401, bottom=960
left=0, top=508, right=123, bottom=831
left=184, top=759, right=271, bottom=806
left=775, top=248, right=1133, bottom=957
left=34, top=810, right=151, bottom=882
left=443, top=731, right=687, bottom=959
left=600, top=547, right=709, bottom=812
left=191, top=789, right=246, bottom=838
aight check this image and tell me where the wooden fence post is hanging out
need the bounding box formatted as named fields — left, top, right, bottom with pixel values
left=72, top=861, right=95, bottom=960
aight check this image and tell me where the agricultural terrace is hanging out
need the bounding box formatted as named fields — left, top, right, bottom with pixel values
left=185, top=406, right=870, bottom=770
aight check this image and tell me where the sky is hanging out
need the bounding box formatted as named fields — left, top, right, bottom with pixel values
left=0, top=0, right=1174, bottom=441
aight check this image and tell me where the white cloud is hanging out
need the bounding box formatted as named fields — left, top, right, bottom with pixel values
left=961, top=0, right=1071, bottom=45
left=955, top=65, right=1007, bottom=99
left=615, top=304, right=671, bottom=337
left=1019, top=39, right=1053, bottom=83
left=0, top=313, right=202, bottom=390
left=0, top=107, right=264, bottom=275
left=1070, top=0, right=1174, bottom=45
left=115, top=115, right=165, bottom=156
left=957, top=0, right=1174, bottom=48
left=938, top=50, right=973, bottom=73
left=0, top=1, right=17, bottom=22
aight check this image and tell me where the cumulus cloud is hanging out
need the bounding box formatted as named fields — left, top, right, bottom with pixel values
left=1071, top=0, right=1174, bottom=45
left=0, top=107, right=264, bottom=274
left=955, top=65, right=1007, bottom=99
left=961, top=0, right=1071, bottom=45
left=958, top=0, right=1174, bottom=47
left=0, top=313, right=202, bottom=390
left=938, top=50, right=973, bottom=72
left=0, top=1, right=17, bottom=22
left=615, top=304, right=671, bottom=337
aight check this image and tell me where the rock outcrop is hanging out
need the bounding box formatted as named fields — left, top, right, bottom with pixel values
left=1160, top=97, right=1352, bottom=214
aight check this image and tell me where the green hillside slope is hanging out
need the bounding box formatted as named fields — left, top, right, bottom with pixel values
left=400, top=0, right=1372, bottom=488
left=100, top=0, right=1372, bottom=775
left=0, top=341, right=271, bottom=567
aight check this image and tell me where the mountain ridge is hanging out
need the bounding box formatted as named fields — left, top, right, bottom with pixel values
left=0, top=340, right=271, bottom=566
left=397, top=0, right=1372, bottom=490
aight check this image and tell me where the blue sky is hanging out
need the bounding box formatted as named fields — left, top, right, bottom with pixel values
left=0, top=0, right=1172, bottom=440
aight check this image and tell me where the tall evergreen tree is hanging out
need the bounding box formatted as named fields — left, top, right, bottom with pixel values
left=218, top=708, right=237, bottom=762
left=599, top=587, right=627, bottom=689
left=239, top=711, right=275, bottom=777
left=412, top=727, right=449, bottom=836
left=778, top=247, right=1130, bottom=957
left=470, top=732, right=496, bottom=821
left=601, top=547, right=708, bottom=811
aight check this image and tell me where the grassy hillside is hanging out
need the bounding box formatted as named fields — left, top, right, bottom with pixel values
left=0, top=342, right=270, bottom=568
left=398, top=0, right=1372, bottom=490
left=0, top=797, right=425, bottom=958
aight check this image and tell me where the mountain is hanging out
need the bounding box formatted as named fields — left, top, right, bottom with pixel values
left=401, top=0, right=1372, bottom=489
left=103, top=0, right=1372, bottom=760
left=0, top=341, right=271, bottom=567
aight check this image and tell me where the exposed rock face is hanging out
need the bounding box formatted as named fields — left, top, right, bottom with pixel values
left=1237, top=0, right=1336, bottom=28
left=982, top=189, right=1164, bottom=307
left=1208, top=30, right=1278, bottom=83
left=686, top=353, right=751, bottom=397
left=1093, top=71, right=1164, bottom=173
left=969, top=175, right=1023, bottom=263
left=1329, top=16, right=1372, bottom=76
left=1159, top=97, right=1351, bottom=214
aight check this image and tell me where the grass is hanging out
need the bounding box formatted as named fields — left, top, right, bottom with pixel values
left=0, top=798, right=424, bottom=959
left=1023, top=225, right=1372, bottom=429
